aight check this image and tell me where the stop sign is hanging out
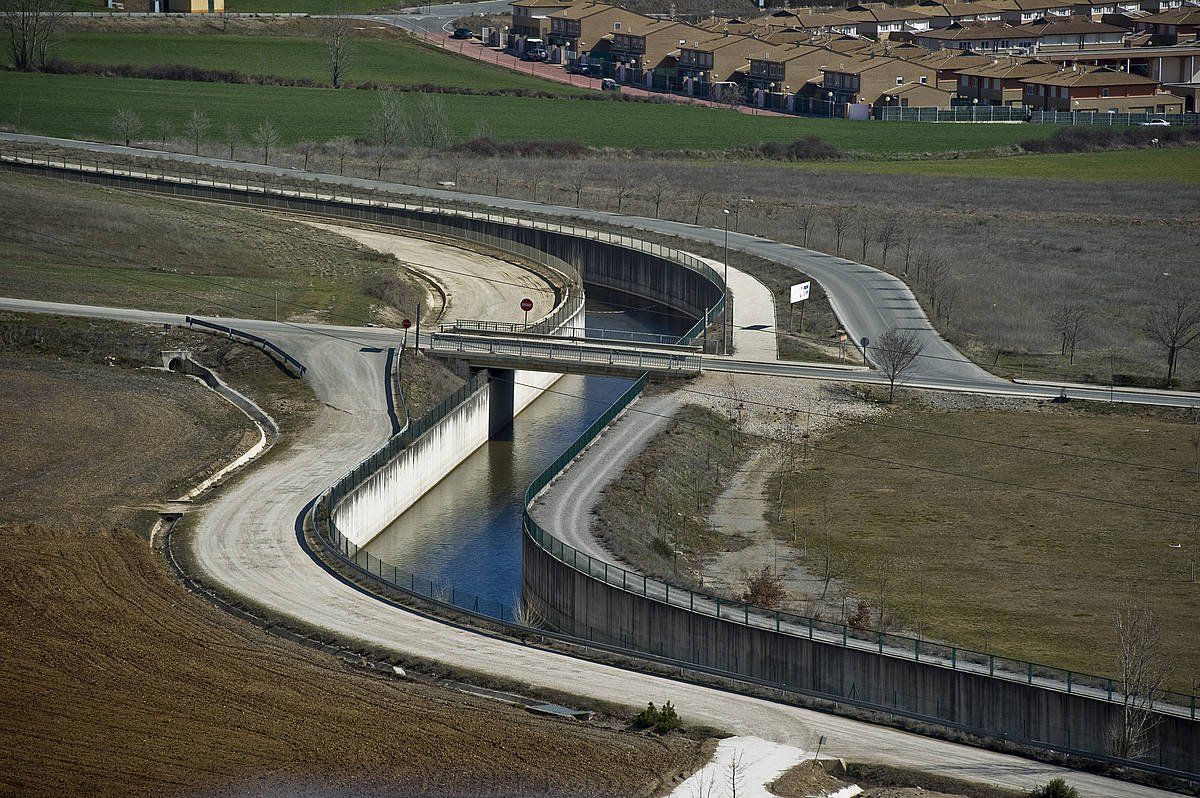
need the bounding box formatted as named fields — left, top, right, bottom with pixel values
left=520, top=298, right=534, bottom=313
left=401, top=319, right=411, bottom=329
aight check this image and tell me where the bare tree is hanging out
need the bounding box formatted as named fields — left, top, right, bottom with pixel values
left=329, top=135, right=353, bottom=175
left=153, top=118, right=172, bottom=149
left=726, top=749, right=747, bottom=798
left=250, top=118, right=280, bottom=165
left=1143, top=289, right=1200, bottom=386
left=856, top=211, right=873, bottom=262
left=3, top=0, right=67, bottom=71
left=110, top=108, right=143, bottom=147
left=612, top=165, right=636, bottom=213
left=223, top=122, right=238, bottom=160
left=1108, top=605, right=1172, bottom=760
left=647, top=177, right=670, bottom=219
left=901, top=228, right=917, bottom=275
left=414, top=92, right=453, bottom=149
left=873, top=327, right=924, bottom=402
left=566, top=166, right=588, bottom=206
left=296, top=139, right=318, bottom=170
left=369, top=90, right=407, bottom=178
left=830, top=206, right=850, bottom=256
left=796, top=204, right=816, bottom=248
left=693, top=189, right=713, bottom=226
left=321, top=13, right=355, bottom=89
left=487, top=162, right=503, bottom=195
left=876, top=214, right=900, bottom=268
left=183, top=110, right=211, bottom=156
left=1051, top=301, right=1088, bottom=365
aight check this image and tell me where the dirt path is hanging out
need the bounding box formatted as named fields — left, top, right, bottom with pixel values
left=303, top=220, right=560, bottom=325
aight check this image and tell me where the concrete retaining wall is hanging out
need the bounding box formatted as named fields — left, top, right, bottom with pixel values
left=333, top=302, right=584, bottom=547
left=522, top=534, right=1199, bottom=776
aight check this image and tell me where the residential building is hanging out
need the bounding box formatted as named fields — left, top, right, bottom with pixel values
left=608, top=19, right=699, bottom=82
left=820, top=54, right=941, bottom=105
left=1017, top=16, right=1129, bottom=49
left=510, top=0, right=576, bottom=40
left=997, top=0, right=1079, bottom=24
left=922, top=0, right=1010, bottom=27
left=546, top=3, right=650, bottom=61
left=745, top=43, right=840, bottom=97
left=1020, top=64, right=1185, bottom=109
left=878, top=79, right=959, bottom=104
left=915, top=20, right=1039, bottom=50
left=1134, top=7, right=1200, bottom=43
left=955, top=58, right=1059, bottom=102
left=910, top=47, right=999, bottom=88
left=677, top=31, right=774, bottom=90
left=845, top=1, right=941, bottom=37
left=1046, top=43, right=1200, bottom=109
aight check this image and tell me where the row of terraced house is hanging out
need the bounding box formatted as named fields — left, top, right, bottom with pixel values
left=508, top=0, right=1200, bottom=113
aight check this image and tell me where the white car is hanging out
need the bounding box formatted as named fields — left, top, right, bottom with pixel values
left=1138, top=118, right=1171, bottom=127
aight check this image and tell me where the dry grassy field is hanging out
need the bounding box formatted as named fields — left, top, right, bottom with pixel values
left=0, top=170, right=425, bottom=326
left=0, top=318, right=702, bottom=797
left=769, top=394, right=1200, bottom=690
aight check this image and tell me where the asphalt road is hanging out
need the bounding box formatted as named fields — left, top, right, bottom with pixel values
left=4, top=133, right=973, bottom=379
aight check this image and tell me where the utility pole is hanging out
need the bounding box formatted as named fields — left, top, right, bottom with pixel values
left=274, top=290, right=278, bottom=322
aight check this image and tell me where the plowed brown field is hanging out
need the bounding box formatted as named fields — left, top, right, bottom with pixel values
left=0, top=352, right=700, bottom=797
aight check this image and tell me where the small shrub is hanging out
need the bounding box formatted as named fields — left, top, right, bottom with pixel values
left=451, top=137, right=586, bottom=159
left=633, top=700, right=683, bottom=733
left=649, top=535, right=673, bottom=559
left=740, top=564, right=787, bottom=608
left=655, top=701, right=682, bottom=732
left=756, top=135, right=843, bottom=161
left=634, top=701, right=660, bottom=729
left=847, top=601, right=871, bottom=630
left=1028, top=778, right=1080, bottom=798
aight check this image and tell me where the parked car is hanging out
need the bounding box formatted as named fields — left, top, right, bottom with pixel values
left=450, top=27, right=474, bottom=40
left=566, top=60, right=597, bottom=76
left=1138, top=118, right=1171, bottom=127
left=522, top=48, right=548, bottom=62
left=600, top=78, right=621, bottom=92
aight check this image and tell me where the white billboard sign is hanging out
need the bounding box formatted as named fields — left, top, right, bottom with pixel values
left=790, top=281, right=811, bottom=304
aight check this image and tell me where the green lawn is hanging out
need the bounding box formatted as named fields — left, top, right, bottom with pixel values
left=811, top=146, right=1200, bottom=184
left=0, top=71, right=1059, bottom=153
left=48, top=31, right=585, bottom=95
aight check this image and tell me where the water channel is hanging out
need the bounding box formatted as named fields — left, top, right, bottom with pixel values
left=362, top=296, right=689, bottom=617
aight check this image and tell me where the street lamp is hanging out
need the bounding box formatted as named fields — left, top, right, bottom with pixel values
left=827, top=90, right=835, bottom=117
left=722, top=208, right=731, bottom=355
left=972, top=96, right=978, bottom=123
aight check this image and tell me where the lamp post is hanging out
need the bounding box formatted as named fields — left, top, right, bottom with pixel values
left=722, top=208, right=731, bottom=355
left=828, top=90, right=835, bottom=117
left=972, top=96, right=978, bottom=122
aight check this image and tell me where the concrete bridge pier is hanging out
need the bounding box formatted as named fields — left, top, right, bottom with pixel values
left=485, top=367, right=516, bottom=441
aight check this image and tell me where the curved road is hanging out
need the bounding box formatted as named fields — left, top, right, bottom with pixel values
left=1, top=133, right=981, bottom=383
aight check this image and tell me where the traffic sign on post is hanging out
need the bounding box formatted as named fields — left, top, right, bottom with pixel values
left=401, top=319, right=412, bottom=329
left=521, top=297, right=533, bottom=327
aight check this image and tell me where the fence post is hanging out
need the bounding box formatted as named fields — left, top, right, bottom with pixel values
left=952, top=648, right=957, bottom=669
left=1027, top=662, right=1033, bottom=684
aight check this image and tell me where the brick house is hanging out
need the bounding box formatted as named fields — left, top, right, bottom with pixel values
left=955, top=58, right=1060, bottom=103
left=677, top=32, right=774, bottom=93
left=998, top=0, right=1079, bottom=24
left=1134, top=8, right=1200, bottom=44
left=1020, top=65, right=1184, bottom=110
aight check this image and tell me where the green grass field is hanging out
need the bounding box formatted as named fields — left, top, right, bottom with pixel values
left=0, top=71, right=1059, bottom=153
left=810, top=146, right=1200, bottom=184
left=48, top=31, right=585, bottom=95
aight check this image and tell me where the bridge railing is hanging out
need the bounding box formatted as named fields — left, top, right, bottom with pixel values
left=441, top=319, right=691, bottom=348
left=429, top=334, right=703, bottom=373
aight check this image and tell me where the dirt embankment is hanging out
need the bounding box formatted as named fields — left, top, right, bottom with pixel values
left=0, top=317, right=701, bottom=797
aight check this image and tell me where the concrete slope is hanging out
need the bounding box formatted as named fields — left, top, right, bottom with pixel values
left=0, top=134, right=978, bottom=382
left=303, top=221, right=558, bottom=325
